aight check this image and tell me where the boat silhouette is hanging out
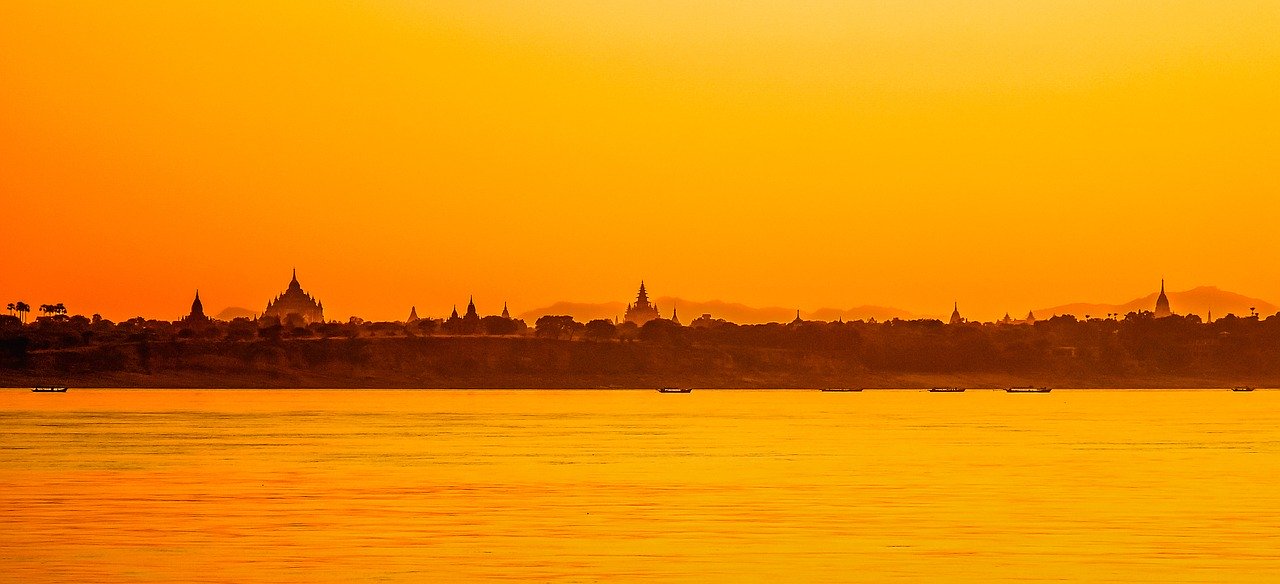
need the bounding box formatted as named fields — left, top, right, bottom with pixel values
left=928, top=387, right=965, bottom=393
left=1232, top=386, right=1255, bottom=392
left=820, top=388, right=862, bottom=392
left=657, top=387, right=692, bottom=394
left=1006, top=386, right=1052, bottom=393
left=31, top=387, right=68, bottom=393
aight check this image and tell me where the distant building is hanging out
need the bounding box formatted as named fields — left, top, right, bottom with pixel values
left=180, top=290, right=211, bottom=325
left=440, top=296, right=483, bottom=334
left=790, top=310, right=803, bottom=326
left=690, top=313, right=727, bottom=328
left=949, top=302, right=965, bottom=324
left=671, top=305, right=680, bottom=325
left=1154, top=280, right=1173, bottom=318
left=407, top=306, right=420, bottom=323
left=624, top=282, right=661, bottom=325
left=501, top=302, right=510, bottom=319
left=999, top=310, right=1036, bottom=326
left=464, top=296, right=480, bottom=323
left=263, top=269, right=325, bottom=326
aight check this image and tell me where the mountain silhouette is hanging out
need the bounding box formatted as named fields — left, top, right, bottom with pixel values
left=1035, top=286, right=1277, bottom=319
left=214, top=306, right=257, bottom=320
left=518, top=297, right=914, bottom=324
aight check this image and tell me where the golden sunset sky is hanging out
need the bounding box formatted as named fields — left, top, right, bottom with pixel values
left=3, top=1, right=1277, bottom=321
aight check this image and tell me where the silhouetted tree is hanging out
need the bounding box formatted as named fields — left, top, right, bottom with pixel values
left=639, top=318, right=684, bottom=344
left=535, top=315, right=581, bottom=340
left=583, top=319, right=617, bottom=341
left=481, top=315, right=519, bottom=336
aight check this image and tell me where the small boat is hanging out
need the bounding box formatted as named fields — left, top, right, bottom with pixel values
left=820, top=388, right=863, bottom=393
left=1232, top=386, right=1255, bottom=392
left=31, top=387, right=68, bottom=393
left=928, top=387, right=965, bottom=393
left=1006, top=386, right=1052, bottom=393
left=657, top=387, right=693, bottom=394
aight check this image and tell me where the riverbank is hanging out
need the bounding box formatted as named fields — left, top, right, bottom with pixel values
left=0, top=336, right=1269, bottom=389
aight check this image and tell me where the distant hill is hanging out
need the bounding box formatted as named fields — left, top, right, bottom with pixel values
left=215, top=306, right=257, bottom=320
left=516, top=301, right=627, bottom=323
left=1035, top=286, right=1277, bottom=319
left=518, top=297, right=915, bottom=324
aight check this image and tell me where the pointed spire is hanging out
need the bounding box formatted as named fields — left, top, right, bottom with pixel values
left=501, top=302, right=510, bottom=319
left=190, top=289, right=205, bottom=318
left=451, top=305, right=459, bottom=319
left=1155, top=278, right=1172, bottom=317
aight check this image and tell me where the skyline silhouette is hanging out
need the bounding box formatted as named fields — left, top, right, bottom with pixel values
left=6, top=269, right=1278, bottom=326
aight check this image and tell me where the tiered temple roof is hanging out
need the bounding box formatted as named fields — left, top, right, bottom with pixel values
left=624, top=281, right=661, bottom=325
left=263, top=269, right=324, bottom=325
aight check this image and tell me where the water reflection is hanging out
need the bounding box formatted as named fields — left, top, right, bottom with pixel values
left=2, top=389, right=1278, bottom=582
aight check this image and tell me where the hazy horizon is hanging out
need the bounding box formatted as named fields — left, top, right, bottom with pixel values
left=10, top=278, right=1275, bottom=324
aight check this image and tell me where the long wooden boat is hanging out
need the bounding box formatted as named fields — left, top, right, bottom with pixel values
left=31, top=387, right=68, bottom=393
left=820, top=388, right=863, bottom=393
left=1006, top=386, right=1052, bottom=393
left=1232, top=386, right=1255, bottom=392
left=657, top=387, right=693, bottom=394
left=928, top=387, right=965, bottom=393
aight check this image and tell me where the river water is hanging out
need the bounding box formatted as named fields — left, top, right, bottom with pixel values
left=1, top=389, right=1277, bottom=583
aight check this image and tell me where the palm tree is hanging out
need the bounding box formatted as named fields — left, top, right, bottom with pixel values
left=5, top=302, right=13, bottom=316
left=15, top=302, right=29, bottom=324
left=54, top=302, right=66, bottom=317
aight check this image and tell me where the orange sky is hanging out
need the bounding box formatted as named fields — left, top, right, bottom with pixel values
left=2, top=1, right=1278, bottom=322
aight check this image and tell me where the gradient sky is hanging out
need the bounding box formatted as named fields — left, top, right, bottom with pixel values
left=3, top=1, right=1278, bottom=322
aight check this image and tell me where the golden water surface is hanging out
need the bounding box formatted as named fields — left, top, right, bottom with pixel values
left=2, top=389, right=1278, bottom=583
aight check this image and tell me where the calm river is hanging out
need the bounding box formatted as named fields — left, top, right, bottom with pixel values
left=2, top=389, right=1278, bottom=583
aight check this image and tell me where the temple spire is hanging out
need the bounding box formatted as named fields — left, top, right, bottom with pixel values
left=1154, top=279, right=1172, bottom=318
left=624, top=280, right=661, bottom=325
left=189, top=289, right=205, bottom=319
